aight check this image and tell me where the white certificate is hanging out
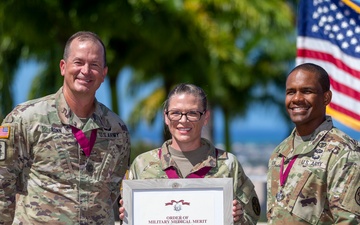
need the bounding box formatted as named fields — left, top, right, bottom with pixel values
left=122, top=178, right=233, bottom=225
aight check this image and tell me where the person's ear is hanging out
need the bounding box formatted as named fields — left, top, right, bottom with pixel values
left=324, top=90, right=332, bottom=105
left=164, top=111, right=170, bottom=126
left=60, top=59, right=66, bottom=77
left=102, top=66, right=108, bottom=82
left=203, top=110, right=210, bottom=126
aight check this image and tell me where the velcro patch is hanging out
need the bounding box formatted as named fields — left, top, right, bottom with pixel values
left=356, top=187, right=360, bottom=206
left=0, top=141, right=6, bottom=161
left=0, top=126, right=10, bottom=139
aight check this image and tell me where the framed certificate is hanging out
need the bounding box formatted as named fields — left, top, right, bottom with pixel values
left=122, top=178, right=233, bottom=225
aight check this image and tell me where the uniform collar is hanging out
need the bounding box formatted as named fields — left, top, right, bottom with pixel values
left=55, top=87, right=110, bottom=132
left=160, top=138, right=217, bottom=171
left=277, top=116, right=333, bottom=159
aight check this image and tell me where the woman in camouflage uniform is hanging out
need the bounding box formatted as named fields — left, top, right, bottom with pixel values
left=120, top=83, right=260, bottom=224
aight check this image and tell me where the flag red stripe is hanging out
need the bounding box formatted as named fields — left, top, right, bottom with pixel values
left=297, top=48, right=360, bottom=99
left=329, top=76, right=360, bottom=100
left=329, top=102, right=360, bottom=121
left=297, top=48, right=360, bottom=79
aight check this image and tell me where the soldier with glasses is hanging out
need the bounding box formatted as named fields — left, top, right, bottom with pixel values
left=120, top=83, right=260, bottom=225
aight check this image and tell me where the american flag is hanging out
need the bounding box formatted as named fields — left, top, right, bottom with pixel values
left=0, top=126, right=9, bottom=138
left=296, top=0, right=360, bottom=131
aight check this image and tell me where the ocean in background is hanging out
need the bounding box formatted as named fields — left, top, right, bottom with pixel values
left=13, top=60, right=360, bottom=146
left=12, top=60, right=359, bottom=224
left=130, top=121, right=288, bottom=146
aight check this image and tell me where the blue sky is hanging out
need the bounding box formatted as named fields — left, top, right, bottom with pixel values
left=12, top=60, right=360, bottom=145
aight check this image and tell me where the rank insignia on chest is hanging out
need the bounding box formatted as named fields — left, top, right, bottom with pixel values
left=0, top=126, right=10, bottom=139
left=86, top=161, right=94, bottom=173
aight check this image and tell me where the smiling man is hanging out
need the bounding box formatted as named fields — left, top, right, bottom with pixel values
left=0, top=31, right=130, bottom=224
left=266, top=63, right=360, bottom=224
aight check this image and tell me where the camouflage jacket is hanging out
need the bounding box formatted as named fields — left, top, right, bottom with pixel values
left=0, top=87, right=130, bottom=225
left=267, top=116, right=360, bottom=224
left=127, top=138, right=261, bottom=225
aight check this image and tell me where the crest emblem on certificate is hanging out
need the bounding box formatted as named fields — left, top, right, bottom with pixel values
left=165, top=200, right=190, bottom=212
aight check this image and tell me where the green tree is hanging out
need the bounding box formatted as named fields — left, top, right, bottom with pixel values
left=0, top=36, right=19, bottom=120
left=0, top=0, right=296, bottom=152
left=128, top=0, right=297, bottom=150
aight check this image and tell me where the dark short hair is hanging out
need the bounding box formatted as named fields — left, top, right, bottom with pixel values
left=63, top=31, right=107, bottom=67
left=164, top=83, right=208, bottom=111
left=289, top=63, right=330, bottom=92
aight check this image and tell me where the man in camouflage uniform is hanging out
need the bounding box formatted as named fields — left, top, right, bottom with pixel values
left=0, top=31, right=130, bottom=224
left=267, top=63, right=360, bottom=224
left=120, top=83, right=260, bottom=225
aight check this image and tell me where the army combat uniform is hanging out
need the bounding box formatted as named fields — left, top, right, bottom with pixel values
left=267, top=116, right=360, bottom=224
left=0, top=87, right=130, bottom=225
left=127, top=138, right=261, bottom=225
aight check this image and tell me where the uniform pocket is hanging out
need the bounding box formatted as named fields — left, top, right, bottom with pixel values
left=32, top=124, right=78, bottom=183
left=290, top=169, right=327, bottom=224
left=337, top=164, right=360, bottom=215
left=238, top=177, right=255, bottom=205
left=94, top=138, right=125, bottom=182
left=52, top=132, right=78, bottom=181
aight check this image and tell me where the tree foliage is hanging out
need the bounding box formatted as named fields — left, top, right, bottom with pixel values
left=0, top=0, right=297, bottom=151
left=127, top=0, right=297, bottom=149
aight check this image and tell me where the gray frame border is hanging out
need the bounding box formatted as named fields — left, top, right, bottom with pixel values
left=122, top=178, right=233, bottom=225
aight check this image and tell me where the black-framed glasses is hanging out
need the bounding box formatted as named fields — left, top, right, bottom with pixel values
left=165, top=110, right=206, bottom=122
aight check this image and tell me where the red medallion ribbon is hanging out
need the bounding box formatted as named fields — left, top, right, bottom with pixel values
left=71, top=127, right=97, bottom=157
left=279, top=155, right=298, bottom=187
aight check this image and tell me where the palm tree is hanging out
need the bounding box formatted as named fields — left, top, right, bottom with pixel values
left=128, top=0, right=296, bottom=151
left=0, top=37, right=21, bottom=121
left=0, top=0, right=297, bottom=152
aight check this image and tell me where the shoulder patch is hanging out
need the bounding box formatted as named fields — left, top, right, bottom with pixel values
left=356, top=187, right=360, bottom=206
left=0, top=141, right=6, bottom=161
left=0, top=126, right=10, bottom=139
